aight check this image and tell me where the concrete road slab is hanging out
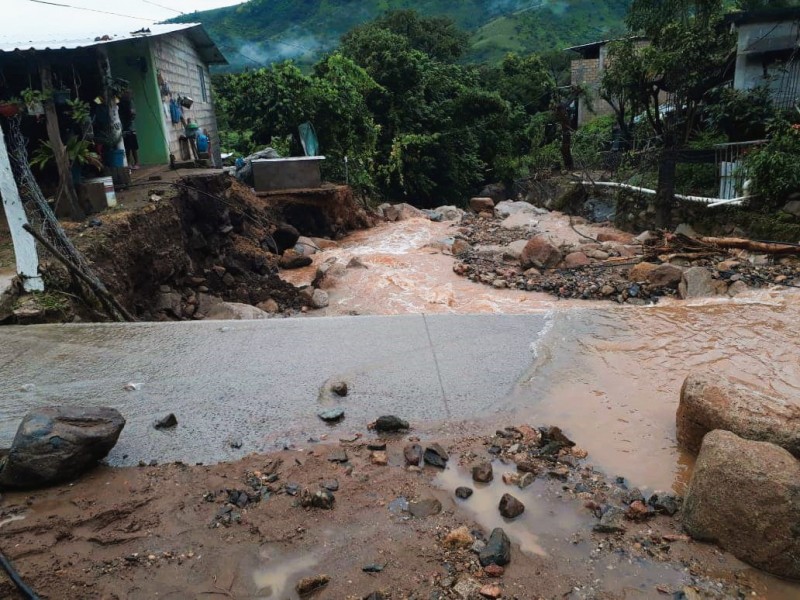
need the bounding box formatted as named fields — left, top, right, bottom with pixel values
left=0, top=314, right=548, bottom=466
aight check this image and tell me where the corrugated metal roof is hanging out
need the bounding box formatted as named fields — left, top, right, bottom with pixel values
left=0, top=23, right=227, bottom=64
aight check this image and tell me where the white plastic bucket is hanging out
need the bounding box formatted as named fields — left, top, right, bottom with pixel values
left=85, top=176, right=117, bottom=208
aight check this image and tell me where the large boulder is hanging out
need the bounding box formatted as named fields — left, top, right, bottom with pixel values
left=520, top=237, right=562, bottom=270
left=677, top=372, right=800, bottom=456
left=206, top=302, right=271, bottom=320
left=648, top=264, right=683, bottom=288
left=479, top=183, right=507, bottom=204
left=782, top=200, right=800, bottom=218
left=0, top=406, right=125, bottom=489
left=494, top=201, right=544, bottom=219
left=562, top=251, right=590, bottom=269
left=433, top=205, right=465, bottom=222
left=272, top=224, right=300, bottom=254
left=502, top=240, right=529, bottom=261
left=383, top=203, right=425, bottom=222
left=628, top=262, right=658, bottom=282
left=679, top=267, right=725, bottom=298
left=500, top=213, right=539, bottom=231
left=683, top=430, right=800, bottom=580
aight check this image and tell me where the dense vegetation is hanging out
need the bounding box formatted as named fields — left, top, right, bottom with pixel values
left=174, top=0, right=631, bottom=70
left=214, top=1, right=800, bottom=213
left=215, top=11, right=570, bottom=205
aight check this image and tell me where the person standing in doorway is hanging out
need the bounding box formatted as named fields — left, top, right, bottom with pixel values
left=118, top=90, right=140, bottom=170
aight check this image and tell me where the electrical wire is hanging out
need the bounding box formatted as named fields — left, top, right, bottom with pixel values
left=139, top=0, right=183, bottom=14
left=26, top=0, right=156, bottom=21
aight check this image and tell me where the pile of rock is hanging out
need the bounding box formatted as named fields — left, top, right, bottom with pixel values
left=677, top=371, right=800, bottom=580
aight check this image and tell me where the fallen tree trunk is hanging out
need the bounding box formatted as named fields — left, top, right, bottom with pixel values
left=699, top=237, right=800, bottom=255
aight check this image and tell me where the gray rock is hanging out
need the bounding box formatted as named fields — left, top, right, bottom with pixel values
left=0, top=406, right=125, bottom=490
left=494, top=200, right=543, bottom=219
left=679, top=267, right=720, bottom=299
left=479, top=528, right=511, bottom=566
left=648, top=492, right=681, bottom=516
left=403, top=443, right=423, bottom=466
left=453, top=578, right=481, bottom=599
left=301, top=489, right=335, bottom=510
left=154, top=413, right=178, bottom=429
left=502, top=240, right=529, bottom=261
left=206, top=302, right=270, bottom=321
left=683, top=430, right=800, bottom=580
left=472, top=462, right=493, bottom=483
left=279, top=250, right=313, bottom=270
left=374, top=416, right=409, bottom=433
left=781, top=200, right=800, bottom=218
left=311, top=289, right=329, bottom=309
left=674, top=223, right=700, bottom=239
left=677, top=371, right=800, bottom=456
left=433, top=205, right=465, bottom=222
left=327, top=449, right=348, bottom=463
left=409, top=497, right=442, bottom=517
left=321, top=479, right=339, bottom=491
left=318, top=408, right=345, bottom=423
left=498, top=493, right=525, bottom=519
left=455, top=486, right=473, bottom=499
left=593, top=506, right=626, bottom=533
left=423, top=443, right=449, bottom=468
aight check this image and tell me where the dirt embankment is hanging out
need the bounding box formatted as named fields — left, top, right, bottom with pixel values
left=11, top=174, right=374, bottom=323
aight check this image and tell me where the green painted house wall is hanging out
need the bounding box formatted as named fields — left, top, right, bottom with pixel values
left=108, top=40, right=169, bottom=166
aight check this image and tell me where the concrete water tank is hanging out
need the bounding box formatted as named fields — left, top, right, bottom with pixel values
left=252, top=156, right=326, bottom=192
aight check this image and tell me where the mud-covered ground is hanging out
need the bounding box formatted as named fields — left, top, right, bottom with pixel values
left=0, top=424, right=787, bottom=600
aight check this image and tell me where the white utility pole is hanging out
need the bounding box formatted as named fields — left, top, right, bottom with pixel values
left=0, top=123, right=44, bottom=292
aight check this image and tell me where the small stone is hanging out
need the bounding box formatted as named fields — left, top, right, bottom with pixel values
left=373, top=416, right=409, bottom=433
left=501, top=472, right=520, bottom=486
left=498, top=493, right=525, bottom=519
left=409, top=498, right=442, bottom=518
left=479, top=528, right=511, bottom=566
left=318, top=408, right=345, bottom=423
left=229, top=438, right=243, bottom=449
left=443, top=526, right=474, bottom=548
left=311, top=289, right=329, bottom=309
left=484, top=564, right=504, bottom=577
left=371, top=451, right=388, bottom=466
left=479, top=584, right=503, bottom=599
left=301, top=490, right=335, bottom=510
left=403, top=443, right=423, bottom=466
left=331, top=381, right=348, bottom=397
left=648, top=492, right=681, bottom=516
left=154, top=413, right=177, bottom=429
left=472, top=462, right=493, bottom=483
left=518, top=472, right=535, bottom=489
left=367, top=442, right=387, bottom=451
left=423, top=443, right=449, bottom=468
left=626, top=500, right=655, bottom=521
left=454, top=578, right=482, bottom=599
left=361, top=564, right=384, bottom=573
left=571, top=447, right=588, bottom=459
left=455, top=486, right=474, bottom=499
left=295, top=574, right=330, bottom=596
left=594, top=507, right=626, bottom=533
left=327, top=449, right=348, bottom=463
left=321, top=480, right=339, bottom=492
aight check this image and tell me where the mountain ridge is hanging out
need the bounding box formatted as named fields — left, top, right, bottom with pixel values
left=172, top=0, right=632, bottom=70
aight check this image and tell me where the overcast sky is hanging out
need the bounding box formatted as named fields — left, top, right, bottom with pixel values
left=1, top=0, right=244, bottom=41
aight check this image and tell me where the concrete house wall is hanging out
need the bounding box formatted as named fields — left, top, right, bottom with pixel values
left=733, top=19, right=800, bottom=109
left=151, top=31, right=221, bottom=166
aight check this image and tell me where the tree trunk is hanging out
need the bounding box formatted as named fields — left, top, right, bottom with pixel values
left=39, top=62, right=83, bottom=220
left=655, top=140, right=676, bottom=229
left=96, top=46, right=130, bottom=187
left=555, top=104, right=574, bottom=170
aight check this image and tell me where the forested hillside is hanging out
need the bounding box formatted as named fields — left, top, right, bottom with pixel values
left=173, top=0, right=631, bottom=70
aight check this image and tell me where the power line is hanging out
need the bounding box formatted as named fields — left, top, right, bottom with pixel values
left=139, top=0, right=183, bottom=15
left=27, top=0, right=157, bottom=21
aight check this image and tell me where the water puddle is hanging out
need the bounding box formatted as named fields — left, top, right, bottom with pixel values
left=435, top=460, right=592, bottom=558
left=252, top=549, right=319, bottom=599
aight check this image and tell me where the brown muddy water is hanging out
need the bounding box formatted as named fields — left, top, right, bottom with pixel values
left=283, top=216, right=800, bottom=492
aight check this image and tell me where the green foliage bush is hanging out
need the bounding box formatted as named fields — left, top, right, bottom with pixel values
left=745, top=120, right=800, bottom=210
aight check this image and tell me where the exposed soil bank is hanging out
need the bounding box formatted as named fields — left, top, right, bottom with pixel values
left=2, top=173, right=374, bottom=324
left=1, top=426, right=795, bottom=600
